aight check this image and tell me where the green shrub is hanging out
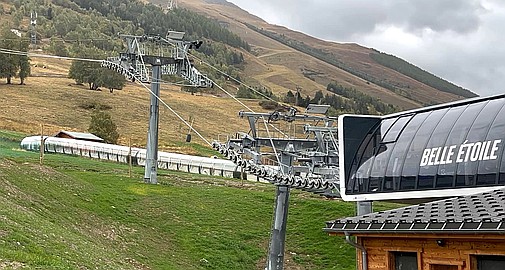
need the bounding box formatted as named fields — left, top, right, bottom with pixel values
left=88, top=110, right=119, bottom=144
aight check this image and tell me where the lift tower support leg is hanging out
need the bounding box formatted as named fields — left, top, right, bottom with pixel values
left=144, top=62, right=162, bottom=184
left=266, top=144, right=295, bottom=270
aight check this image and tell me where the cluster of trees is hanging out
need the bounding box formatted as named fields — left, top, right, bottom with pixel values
left=0, top=28, right=30, bottom=84
left=69, top=62, right=126, bottom=92
left=67, top=0, right=250, bottom=51
left=233, top=81, right=397, bottom=115
left=68, top=45, right=125, bottom=92
left=282, top=90, right=353, bottom=115
left=283, top=90, right=309, bottom=106
left=236, top=85, right=277, bottom=100
left=369, top=52, right=478, bottom=98
left=280, top=83, right=398, bottom=116
left=9, top=0, right=138, bottom=53
left=327, top=82, right=398, bottom=114
left=199, top=42, right=244, bottom=66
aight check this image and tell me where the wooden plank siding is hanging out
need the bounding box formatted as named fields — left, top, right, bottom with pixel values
left=348, top=234, right=505, bottom=270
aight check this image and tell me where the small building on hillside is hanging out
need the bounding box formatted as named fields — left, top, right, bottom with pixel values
left=324, top=188, right=505, bottom=270
left=54, top=130, right=104, bottom=143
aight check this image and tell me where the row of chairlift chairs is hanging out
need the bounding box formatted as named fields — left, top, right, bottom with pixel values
left=211, top=142, right=339, bottom=197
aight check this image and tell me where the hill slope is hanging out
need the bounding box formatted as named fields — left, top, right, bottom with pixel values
left=167, top=0, right=477, bottom=108
left=0, top=60, right=259, bottom=154
left=0, top=130, right=401, bottom=269
left=0, top=0, right=477, bottom=149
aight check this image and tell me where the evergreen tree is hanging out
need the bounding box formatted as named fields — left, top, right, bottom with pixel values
left=283, top=90, right=296, bottom=104
left=311, top=90, right=324, bottom=104
left=88, top=110, right=119, bottom=144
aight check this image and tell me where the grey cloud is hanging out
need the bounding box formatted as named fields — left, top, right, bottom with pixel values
left=228, top=0, right=485, bottom=39
left=362, top=5, right=505, bottom=96
left=288, top=1, right=389, bottom=40
left=390, top=0, right=485, bottom=34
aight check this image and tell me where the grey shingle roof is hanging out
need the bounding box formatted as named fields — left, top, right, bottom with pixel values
left=325, top=188, right=505, bottom=234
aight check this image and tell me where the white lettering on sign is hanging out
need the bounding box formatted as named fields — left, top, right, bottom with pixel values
left=419, top=139, right=501, bottom=167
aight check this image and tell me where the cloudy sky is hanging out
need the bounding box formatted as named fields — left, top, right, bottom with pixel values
left=227, top=0, right=505, bottom=97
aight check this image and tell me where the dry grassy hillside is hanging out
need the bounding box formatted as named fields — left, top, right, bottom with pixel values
left=0, top=57, right=264, bottom=154
left=164, top=0, right=468, bottom=109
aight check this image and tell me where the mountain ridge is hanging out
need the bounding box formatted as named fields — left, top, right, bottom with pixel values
left=171, top=0, right=477, bottom=109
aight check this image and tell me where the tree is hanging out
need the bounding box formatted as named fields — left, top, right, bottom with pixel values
left=18, top=56, right=30, bottom=85
left=98, top=68, right=125, bottom=93
left=283, top=90, right=295, bottom=104
left=68, top=45, right=104, bottom=89
left=311, top=90, right=324, bottom=104
left=17, top=40, right=30, bottom=84
left=69, top=59, right=101, bottom=89
left=88, top=110, right=119, bottom=144
left=236, top=86, right=257, bottom=99
left=48, top=38, right=68, bottom=57
left=47, top=5, right=53, bottom=20
left=0, top=27, right=19, bottom=84
left=0, top=27, right=29, bottom=84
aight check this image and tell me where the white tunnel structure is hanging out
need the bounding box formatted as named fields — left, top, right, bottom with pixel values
left=20, top=136, right=242, bottom=179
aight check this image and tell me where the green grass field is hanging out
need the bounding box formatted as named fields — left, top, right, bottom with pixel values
left=0, top=130, right=400, bottom=269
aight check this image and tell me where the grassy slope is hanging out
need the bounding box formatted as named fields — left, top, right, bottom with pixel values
left=0, top=130, right=401, bottom=269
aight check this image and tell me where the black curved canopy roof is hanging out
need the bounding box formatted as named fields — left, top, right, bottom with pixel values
left=339, top=94, right=505, bottom=201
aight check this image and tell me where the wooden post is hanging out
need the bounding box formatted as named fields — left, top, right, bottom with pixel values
left=39, top=123, right=44, bottom=165
left=128, top=137, right=132, bottom=178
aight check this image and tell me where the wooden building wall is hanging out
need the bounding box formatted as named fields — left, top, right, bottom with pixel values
left=55, top=133, right=73, bottom=140
left=352, top=234, right=505, bottom=270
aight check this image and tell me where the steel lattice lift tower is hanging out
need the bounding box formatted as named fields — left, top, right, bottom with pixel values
left=30, top=11, right=37, bottom=45
left=102, top=31, right=213, bottom=184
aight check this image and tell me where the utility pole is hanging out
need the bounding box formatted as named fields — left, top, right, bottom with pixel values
left=102, top=32, right=213, bottom=184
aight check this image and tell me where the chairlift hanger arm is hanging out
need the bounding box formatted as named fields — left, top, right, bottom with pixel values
left=239, top=110, right=336, bottom=122
left=118, top=33, right=201, bottom=49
